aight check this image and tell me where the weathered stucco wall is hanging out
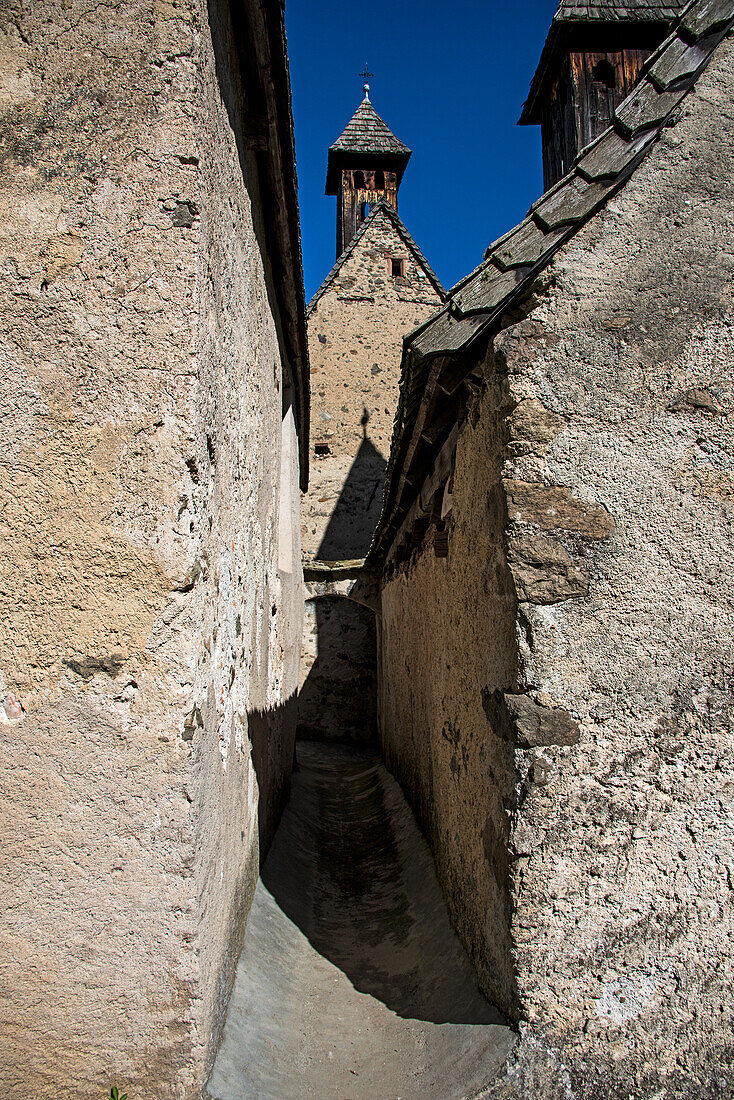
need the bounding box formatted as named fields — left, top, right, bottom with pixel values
left=303, top=209, right=442, bottom=561
left=299, top=210, right=440, bottom=742
left=379, top=38, right=734, bottom=1098
left=0, top=1, right=302, bottom=1096
left=378, top=361, right=520, bottom=1015
left=299, top=595, right=377, bottom=742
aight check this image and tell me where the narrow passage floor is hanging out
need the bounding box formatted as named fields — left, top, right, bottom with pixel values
left=208, top=742, right=514, bottom=1100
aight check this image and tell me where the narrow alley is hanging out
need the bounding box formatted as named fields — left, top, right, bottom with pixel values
left=208, top=742, right=514, bottom=1099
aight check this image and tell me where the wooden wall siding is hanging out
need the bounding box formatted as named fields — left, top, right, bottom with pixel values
left=541, top=48, right=651, bottom=189
left=541, top=60, right=577, bottom=191
left=572, top=49, right=650, bottom=149
left=337, top=168, right=398, bottom=257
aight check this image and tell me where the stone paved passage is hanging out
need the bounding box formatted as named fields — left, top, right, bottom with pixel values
left=208, top=742, right=514, bottom=1099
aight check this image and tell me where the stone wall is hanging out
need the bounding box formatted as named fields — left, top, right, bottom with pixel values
left=0, top=0, right=302, bottom=1096
left=299, top=595, right=377, bottom=743
left=300, top=209, right=441, bottom=742
left=378, top=364, right=520, bottom=1015
left=379, top=38, right=734, bottom=1098
left=303, top=208, right=443, bottom=561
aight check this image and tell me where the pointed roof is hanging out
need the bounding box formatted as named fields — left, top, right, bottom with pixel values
left=370, top=0, right=734, bottom=561
left=325, top=93, right=412, bottom=194
left=330, top=95, right=411, bottom=157
left=307, top=199, right=444, bottom=317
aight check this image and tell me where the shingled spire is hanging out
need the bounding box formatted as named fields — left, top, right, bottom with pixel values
left=326, top=88, right=411, bottom=258
left=520, top=0, right=685, bottom=188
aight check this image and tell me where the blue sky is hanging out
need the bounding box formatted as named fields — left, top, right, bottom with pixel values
left=285, top=0, right=558, bottom=301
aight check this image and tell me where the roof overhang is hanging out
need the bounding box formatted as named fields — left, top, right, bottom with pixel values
left=229, top=0, right=310, bottom=488
left=519, top=19, right=672, bottom=124
left=325, top=149, right=412, bottom=195
left=370, top=0, right=734, bottom=563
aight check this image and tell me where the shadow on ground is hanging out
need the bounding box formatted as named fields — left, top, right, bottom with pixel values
left=208, top=742, right=513, bottom=1100
left=262, top=742, right=502, bottom=1024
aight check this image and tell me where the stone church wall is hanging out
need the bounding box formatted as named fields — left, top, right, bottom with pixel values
left=303, top=209, right=442, bottom=561
left=0, top=1, right=302, bottom=1096
left=379, top=39, right=734, bottom=1097
left=300, top=210, right=441, bottom=742
left=299, top=594, right=377, bottom=742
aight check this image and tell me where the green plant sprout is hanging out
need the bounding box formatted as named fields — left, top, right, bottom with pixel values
left=110, top=1088, right=128, bottom=1100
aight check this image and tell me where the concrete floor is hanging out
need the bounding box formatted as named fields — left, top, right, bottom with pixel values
left=208, top=742, right=515, bottom=1100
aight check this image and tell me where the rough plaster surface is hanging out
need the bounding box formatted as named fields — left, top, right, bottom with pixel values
left=379, top=38, right=734, bottom=1098
left=299, top=210, right=441, bottom=742
left=303, top=208, right=442, bottom=561
left=0, top=0, right=302, bottom=1095
left=298, top=595, right=377, bottom=742
left=379, top=365, right=520, bottom=1017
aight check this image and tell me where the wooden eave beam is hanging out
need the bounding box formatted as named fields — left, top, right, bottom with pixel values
left=232, top=0, right=310, bottom=489
left=393, top=359, right=443, bottom=512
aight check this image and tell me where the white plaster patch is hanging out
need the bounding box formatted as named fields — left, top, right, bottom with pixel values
left=595, top=975, right=656, bottom=1024
left=0, top=691, right=24, bottom=723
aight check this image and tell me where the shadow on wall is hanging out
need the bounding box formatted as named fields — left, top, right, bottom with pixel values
left=246, top=693, right=298, bottom=863
left=298, top=596, right=377, bottom=743
left=316, top=434, right=387, bottom=560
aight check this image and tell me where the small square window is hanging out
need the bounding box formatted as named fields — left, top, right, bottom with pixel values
left=314, top=441, right=330, bottom=456
left=390, top=257, right=405, bottom=278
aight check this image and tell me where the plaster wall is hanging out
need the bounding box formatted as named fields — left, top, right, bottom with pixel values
left=0, top=0, right=302, bottom=1096
left=300, top=210, right=440, bottom=741
left=299, top=595, right=377, bottom=742
left=379, top=38, right=734, bottom=1098
left=303, top=209, right=442, bottom=561
left=379, top=366, right=519, bottom=1015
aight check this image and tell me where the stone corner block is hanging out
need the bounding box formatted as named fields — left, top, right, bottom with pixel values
left=483, top=688, right=581, bottom=749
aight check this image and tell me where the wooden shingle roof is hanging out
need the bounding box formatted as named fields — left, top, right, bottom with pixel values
left=555, top=0, right=684, bottom=20
left=329, top=96, right=411, bottom=157
left=325, top=95, right=412, bottom=194
left=369, top=0, right=734, bottom=562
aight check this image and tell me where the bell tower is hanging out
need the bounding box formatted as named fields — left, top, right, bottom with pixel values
left=519, top=0, right=683, bottom=189
left=325, top=85, right=411, bottom=258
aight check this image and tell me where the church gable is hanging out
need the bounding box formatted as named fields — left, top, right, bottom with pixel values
left=312, top=206, right=443, bottom=315
left=303, top=204, right=444, bottom=562
left=308, top=201, right=444, bottom=318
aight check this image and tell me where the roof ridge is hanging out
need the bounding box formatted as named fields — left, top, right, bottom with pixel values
left=383, top=205, right=446, bottom=298
left=554, top=0, right=685, bottom=20
left=307, top=200, right=445, bottom=316
left=306, top=204, right=383, bottom=315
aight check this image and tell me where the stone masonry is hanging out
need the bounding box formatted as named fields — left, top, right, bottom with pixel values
left=303, top=206, right=443, bottom=561
left=300, top=204, right=443, bottom=741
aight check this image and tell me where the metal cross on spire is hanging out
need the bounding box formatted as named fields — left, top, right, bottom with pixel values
left=359, top=65, right=374, bottom=98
